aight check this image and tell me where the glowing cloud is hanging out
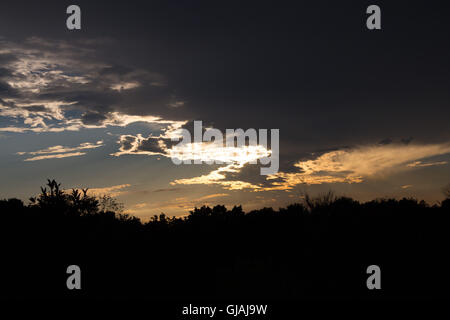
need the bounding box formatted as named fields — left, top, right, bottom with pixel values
left=172, top=163, right=262, bottom=190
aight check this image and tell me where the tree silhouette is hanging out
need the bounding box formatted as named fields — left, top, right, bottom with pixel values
left=1, top=179, right=450, bottom=299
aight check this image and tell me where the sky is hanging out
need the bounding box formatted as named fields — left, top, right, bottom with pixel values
left=1, top=0, right=450, bottom=219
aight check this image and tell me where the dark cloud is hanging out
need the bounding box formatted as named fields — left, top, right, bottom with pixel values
left=1, top=1, right=450, bottom=152
left=81, top=111, right=107, bottom=125
left=22, top=105, right=48, bottom=113
left=119, top=136, right=137, bottom=151
left=0, top=67, right=12, bottom=77
left=0, top=81, right=18, bottom=98
left=99, top=65, right=133, bottom=77
left=137, top=136, right=177, bottom=154
left=137, top=137, right=165, bottom=154
left=0, top=54, right=17, bottom=67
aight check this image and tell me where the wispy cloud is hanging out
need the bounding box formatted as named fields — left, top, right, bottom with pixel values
left=406, top=160, right=448, bottom=168
left=18, top=140, right=104, bottom=161
left=153, top=188, right=181, bottom=193
left=74, top=184, right=132, bottom=197
left=23, top=152, right=86, bottom=162
left=197, top=193, right=230, bottom=200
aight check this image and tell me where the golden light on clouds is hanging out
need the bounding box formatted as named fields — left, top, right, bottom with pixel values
left=268, top=143, right=450, bottom=189
left=171, top=142, right=450, bottom=192
left=172, top=163, right=262, bottom=191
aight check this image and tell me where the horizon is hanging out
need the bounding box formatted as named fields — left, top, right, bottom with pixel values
left=4, top=179, right=450, bottom=221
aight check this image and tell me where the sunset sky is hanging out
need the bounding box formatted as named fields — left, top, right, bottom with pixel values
left=1, top=1, right=449, bottom=219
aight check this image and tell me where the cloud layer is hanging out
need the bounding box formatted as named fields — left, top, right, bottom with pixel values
left=0, top=37, right=184, bottom=135
left=171, top=142, right=450, bottom=191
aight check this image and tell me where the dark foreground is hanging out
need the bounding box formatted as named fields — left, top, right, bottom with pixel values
left=1, top=180, right=450, bottom=300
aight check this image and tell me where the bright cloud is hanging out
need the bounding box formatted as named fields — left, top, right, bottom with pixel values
left=172, top=163, right=262, bottom=190
left=165, top=138, right=271, bottom=191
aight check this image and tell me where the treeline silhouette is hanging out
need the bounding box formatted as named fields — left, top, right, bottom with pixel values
left=1, top=179, right=450, bottom=299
